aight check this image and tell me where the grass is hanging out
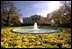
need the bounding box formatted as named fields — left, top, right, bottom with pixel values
left=1, top=26, right=71, bottom=48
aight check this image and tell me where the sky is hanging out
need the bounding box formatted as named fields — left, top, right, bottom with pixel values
left=12, top=1, right=63, bottom=23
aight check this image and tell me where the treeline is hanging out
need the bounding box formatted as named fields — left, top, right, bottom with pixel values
left=46, top=1, right=71, bottom=27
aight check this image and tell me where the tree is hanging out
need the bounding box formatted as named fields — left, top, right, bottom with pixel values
left=1, top=1, right=21, bottom=26
left=8, top=3, right=21, bottom=26
left=47, top=1, right=71, bottom=27
left=1, top=1, right=10, bottom=26
left=60, top=1, right=71, bottom=26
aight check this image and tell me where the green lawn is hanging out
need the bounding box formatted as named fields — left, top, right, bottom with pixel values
left=1, top=26, right=71, bottom=48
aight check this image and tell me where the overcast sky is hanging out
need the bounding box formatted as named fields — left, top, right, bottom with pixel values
left=12, top=1, right=63, bottom=23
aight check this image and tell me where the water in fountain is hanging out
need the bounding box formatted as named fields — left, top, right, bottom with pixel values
left=33, top=22, right=38, bottom=30
left=12, top=22, right=59, bottom=33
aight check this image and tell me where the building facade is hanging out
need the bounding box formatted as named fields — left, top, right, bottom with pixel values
left=23, top=15, right=41, bottom=24
left=23, top=15, right=51, bottom=24
left=23, top=17, right=34, bottom=24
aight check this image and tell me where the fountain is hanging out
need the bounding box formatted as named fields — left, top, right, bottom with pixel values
left=12, top=22, right=60, bottom=34
left=33, top=22, right=38, bottom=30
left=12, top=15, right=59, bottom=34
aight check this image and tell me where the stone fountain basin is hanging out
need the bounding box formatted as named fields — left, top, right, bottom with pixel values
left=12, top=26, right=60, bottom=34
